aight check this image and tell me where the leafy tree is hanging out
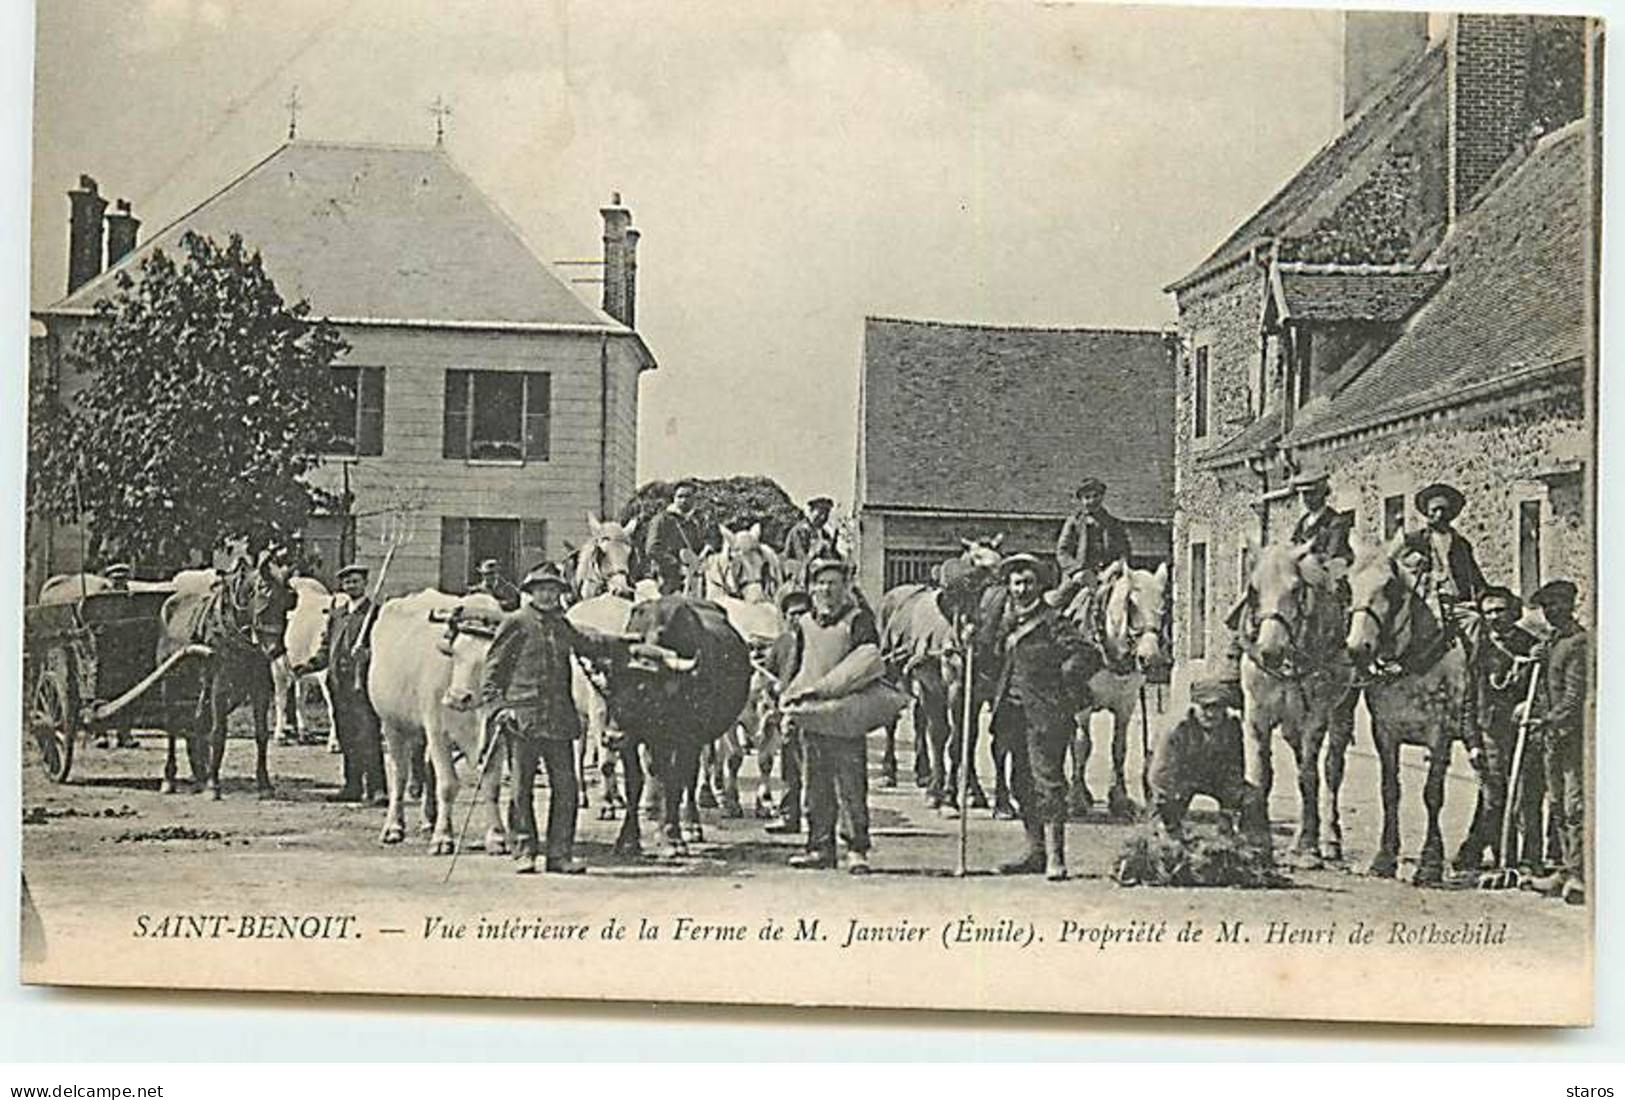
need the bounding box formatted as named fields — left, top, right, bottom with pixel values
left=619, top=475, right=805, bottom=550
left=30, top=231, right=348, bottom=570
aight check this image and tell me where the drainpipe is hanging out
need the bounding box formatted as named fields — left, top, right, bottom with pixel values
left=598, top=332, right=610, bottom=519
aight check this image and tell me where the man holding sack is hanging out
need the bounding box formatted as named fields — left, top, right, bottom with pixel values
left=776, top=556, right=906, bottom=874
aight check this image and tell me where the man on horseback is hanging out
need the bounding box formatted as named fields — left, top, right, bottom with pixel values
left=1052, top=477, right=1130, bottom=610
left=783, top=496, right=838, bottom=592
left=642, top=479, right=707, bottom=596
left=1415, top=483, right=1487, bottom=610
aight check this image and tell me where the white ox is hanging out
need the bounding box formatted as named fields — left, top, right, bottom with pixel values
left=270, top=576, right=341, bottom=746
left=368, top=589, right=507, bottom=855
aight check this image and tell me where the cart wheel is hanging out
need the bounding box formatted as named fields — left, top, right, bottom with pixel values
left=30, top=669, right=76, bottom=783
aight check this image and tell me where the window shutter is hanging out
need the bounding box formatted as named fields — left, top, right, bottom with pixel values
left=358, top=367, right=385, bottom=456
left=439, top=517, right=469, bottom=594
left=443, top=370, right=469, bottom=459
left=524, top=372, right=552, bottom=461
left=519, top=519, right=548, bottom=573
left=330, top=366, right=359, bottom=455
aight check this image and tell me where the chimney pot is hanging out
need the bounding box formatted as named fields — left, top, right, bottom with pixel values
left=67, top=174, right=109, bottom=294
left=105, top=198, right=141, bottom=268
left=601, top=195, right=635, bottom=326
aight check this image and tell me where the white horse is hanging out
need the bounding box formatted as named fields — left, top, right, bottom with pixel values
left=1344, top=534, right=1476, bottom=883
left=701, top=523, right=782, bottom=603
left=1238, top=542, right=1356, bottom=866
left=573, top=514, right=638, bottom=600
left=1061, top=560, right=1170, bottom=820
left=270, top=576, right=340, bottom=747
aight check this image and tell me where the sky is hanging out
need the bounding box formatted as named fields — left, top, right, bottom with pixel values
left=30, top=0, right=1366, bottom=506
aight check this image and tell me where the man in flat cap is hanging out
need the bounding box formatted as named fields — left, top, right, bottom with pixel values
left=783, top=496, right=839, bottom=592
left=299, top=563, right=386, bottom=803
left=988, top=552, right=1085, bottom=881
left=1147, top=676, right=1248, bottom=841
left=1289, top=473, right=1354, bottom=572
left=481, top=562, right=628, bottom=874
left=1522, top=579, right=1588, bottom=905
left=1054, top=477, right=1130, bottom=600
left=472, top=558, right=521, bottom=612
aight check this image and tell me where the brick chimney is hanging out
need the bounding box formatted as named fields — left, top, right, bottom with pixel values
left=105, top=199, right=140, bottom=267
left=1448, top=14, right=1531, bottom=223
left=1343, top=10, right=1428, bottom=121
left=600, top=192, right=637, bottom=327
left=67, top=174, right=108, bottom=294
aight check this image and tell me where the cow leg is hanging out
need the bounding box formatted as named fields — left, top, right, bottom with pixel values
left=697, top=742, right=719, bottom=809
left=271, top=657, right=296, bottom=745
left=161, top=728, right=179, bottom=795
left=721, top=728, right=745, bottom=819
left=754, top=710, right=779, bottom=818
left=879, top=721, right=898, bottom=788
left=206, top=670, right=230, bottom=799
left=683, top=744, right=705, bottom=843
left=614, top=738, right=645, bottom=857
left=1414, top=741, right=1451, bottom=885
left=377, top=721, right=412, bottom=844
left=1369, top=722, right=1402, bottom=878
left=666, top=743, right=700, bottom=855
left=1068, top=713, right=1095, bottom=818
left=251, top=670, right=275, bottom=797
left=423, top=714, right=461, bottom=855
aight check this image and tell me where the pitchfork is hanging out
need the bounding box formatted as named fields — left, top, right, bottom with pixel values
left=1479, top=660, right=1542, bottom=891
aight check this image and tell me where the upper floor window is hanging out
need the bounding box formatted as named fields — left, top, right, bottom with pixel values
left=330, top=366, right=384, bottom=456
left=443, top=369, right=552, bottom=463
left=1383, top=494, right=1406, bottom=540
left=1192, top=344, right=1211, bottom=440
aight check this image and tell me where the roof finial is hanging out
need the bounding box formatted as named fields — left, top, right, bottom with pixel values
left=429, top=95, right=453, bottom=146
left=284, top=85, right=302, bottom=141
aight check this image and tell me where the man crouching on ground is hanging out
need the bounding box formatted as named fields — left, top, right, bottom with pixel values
left=480, top=562, right=627, bottom=875
left=1148, top=677, right=1248, bottom=841
left=777, top=556, right=883, bottom=875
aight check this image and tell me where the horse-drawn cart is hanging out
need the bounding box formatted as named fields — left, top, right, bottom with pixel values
left=23, top=586, right=210, bottom=783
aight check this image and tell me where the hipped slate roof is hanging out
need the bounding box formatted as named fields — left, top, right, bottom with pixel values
left=1286, top=120, right=1589, bottom=446
left=42, top=141, right=621, bottom=331
left=1273, top=265, right=1447, bottom=324
left=860, top=318, right=1175, bottom=521
left=1167, top=43, right=1447, bottom=293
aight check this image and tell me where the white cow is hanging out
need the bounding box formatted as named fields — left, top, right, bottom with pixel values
left=271, top=576, right=341, bottom=746
left=368, top=589, right=507, bottom=855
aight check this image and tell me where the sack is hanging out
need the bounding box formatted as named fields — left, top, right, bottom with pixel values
left=796, top=642, right=885, bottom=700
left=783, top=680, right=910, bottom=738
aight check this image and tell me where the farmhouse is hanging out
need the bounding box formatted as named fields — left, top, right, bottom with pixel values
left=1166, top=14, right=1597, bottom=692
left=854, top=316, right=1175, bottom=600
left=29, top=140, right=654, bottom=597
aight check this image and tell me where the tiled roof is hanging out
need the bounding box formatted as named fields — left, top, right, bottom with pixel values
left=1168, top=43, right=1447, bottom=293
left=859, top=318, right=1175, bottom=520
left=1196, top=413, right=1284, bottom=470
left=41, top=141, right=619, bottom=330
left=1275, top=265, right=1447, bottom=324
left=1286, top=120, right=1589, bottom=446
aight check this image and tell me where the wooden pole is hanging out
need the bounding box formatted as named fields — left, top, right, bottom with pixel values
left=955, top=619, right=975, bottom=877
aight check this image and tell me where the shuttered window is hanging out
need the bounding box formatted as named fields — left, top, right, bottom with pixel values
left=1383, top=494, right=1406, bottom=540
left=330, top=366, right=385, bottom=457
left=440, top=517, right=548, bottom=593
left=1192, top=346, right=1210, bottom=440
left=443, top=369, right=552, bottom=462
left=1188, top=540, right=1208, bottom=660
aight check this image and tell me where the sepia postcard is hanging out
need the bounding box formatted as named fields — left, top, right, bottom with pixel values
left=18, top=0, right=1597, bottom=1025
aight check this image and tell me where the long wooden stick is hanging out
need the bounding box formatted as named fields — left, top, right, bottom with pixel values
left=956, top=623, right=975, bottom=877
left=1497, top=661, right=1542, bottom=874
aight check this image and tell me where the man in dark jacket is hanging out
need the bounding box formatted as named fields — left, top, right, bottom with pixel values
left=782, top=497, right=838, bottom=591
left=1290, top=474, right=1354, bottom=568
left=299, top=564, right=386, bottom=803
left=1452, top=587, right=1538, bottom=872
left=471, top=559, right=521, bottom=612
left=642, top=480, right=707, bottom=596
left=989, top=553, right=1083, bottom=880
left=480, top=562, right=627, bottom=874
left=763, top=587, right=815, bottom=836
left=1050, top=478, right=1131, bottom=613
left=1523, top=580, right=1588, bottom=905
left=1415, top=483, right=1487, bottom=608
left=1147, top=677, right=1247, bottom=839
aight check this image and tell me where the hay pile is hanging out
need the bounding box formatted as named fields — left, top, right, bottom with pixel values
left=1113, top=827, right=1287, bottom=889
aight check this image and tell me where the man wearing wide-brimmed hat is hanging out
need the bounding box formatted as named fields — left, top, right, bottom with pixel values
left=1146, top=676, right=1248, bottom=841
left=1521, top=579, right=1588, bottom=906
left=988, top=552, right=1084, bottom=881
left=299, top=563, right=386, bottom=803
left=481, top=561, right=628, bottom=875
left=1415, top=482, right=1486, bottom=608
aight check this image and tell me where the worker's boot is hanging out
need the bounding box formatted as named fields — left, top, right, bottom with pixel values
left=1045, top=822, right=1068, bottom=882
left=999, top=817, right=1045, bottom=875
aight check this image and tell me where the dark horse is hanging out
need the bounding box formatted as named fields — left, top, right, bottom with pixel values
left=595, top=594, right=754, bottom=858
left=158, top=555, right=296, bottom=799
